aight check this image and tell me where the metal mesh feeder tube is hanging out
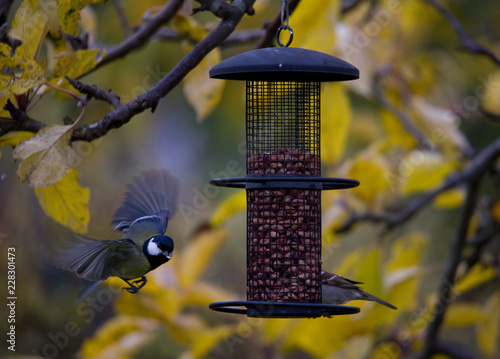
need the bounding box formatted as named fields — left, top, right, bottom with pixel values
left=208, top=47, right=360, bottom=318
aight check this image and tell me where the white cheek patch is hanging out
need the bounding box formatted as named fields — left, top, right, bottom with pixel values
left=147, top=239, right=162, bottom=256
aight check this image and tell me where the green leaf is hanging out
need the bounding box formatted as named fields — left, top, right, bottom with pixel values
left=13, top=124, right=75, bottom=187
left=34, top=167, right=90, bottom=233
left=9, top=0, right=49, bottom=60
left=57, top=0, right=104, bottom=37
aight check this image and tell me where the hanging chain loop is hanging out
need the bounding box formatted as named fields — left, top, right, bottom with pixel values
left=276, top=0, right=293, bottom=47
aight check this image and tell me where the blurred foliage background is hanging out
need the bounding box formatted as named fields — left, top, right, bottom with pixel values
left=0, top=0, right=499, bottom=358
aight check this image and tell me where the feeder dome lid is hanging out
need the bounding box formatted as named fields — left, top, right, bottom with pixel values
left=209, top=47, right=359, bottom=82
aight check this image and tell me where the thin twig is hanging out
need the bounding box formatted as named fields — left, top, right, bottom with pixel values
left=154, top=27, right=264, bottom=47
left=423, top=0, right=500, bottom=66
left=112, top=0, right=131, bottom=38
left=373, top=68, right=430, bottom=147
left=97, top=0, right=184, bottom=68
left=65, top=77, right=121, bottom=109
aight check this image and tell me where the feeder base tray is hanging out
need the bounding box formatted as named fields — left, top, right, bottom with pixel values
left=209, top=301, right=360, bottom=318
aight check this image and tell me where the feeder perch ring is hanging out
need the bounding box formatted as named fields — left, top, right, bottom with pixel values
left=209, top=176, right=359, bottom=190
left=209, top=301, right=360, bottom=318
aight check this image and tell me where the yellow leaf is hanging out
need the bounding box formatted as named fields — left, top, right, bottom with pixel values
left=9, top=0, right=48, bottom=59
left=476, top=291, right=500, bottom=357
left=444, top=303, right=488, bottom=327
left=352, top=247, right=383, bottom=297
left=321, top=83, right=352, bottom=165
left=0, top=44, right=46, bottom=94
left=380, top=109, right=416, bottom=149
left=385, top=233, right=428, bottom=311
left=172, top=13, right=206, bottom=43
left=79, top=315, right=159, bottom=359
left=289, top=0, right=338, bottom=51
left=13, top=124, right=75, bottom=187
left=400, top=151, right=457, bottom=196
left=412, top=97, right=470, bottom=155
left=183, top=281, right=236, bottom=308
left=329, top=248, right=365, bottom=278
left=177, top=227, right=228, bottom=286
left=386, top=232, right=428, bottom=272
left=186, top=325, right=235, bottom=359
left=261, top=318, right=292, bottom=344
left=34, top=167, right=90, bottom=233
left=49, top=49, right=103, bottom=84
left=0, top=90, right=15, bottom=117
left=0, top=131, right=34, bottom=147
left=209, top=191, right=246, bottom=227
left=481, top=70, right=500, bottom=116
left=455, top=264, right=496, bottom=294
left=370, top=341, right=403, bottom=359
left=346, top=150, right=391, bottom=206
left=40, top=0, right=61, bottom=38
left=492, top=199, right=500, bottom=223
left=183, top=48, right=224, bottom=122
left=58, top=0, right=103, bottom=37
left=283, top=316, right=355, bottom=357
left=433, top=188, right=465, bottom=209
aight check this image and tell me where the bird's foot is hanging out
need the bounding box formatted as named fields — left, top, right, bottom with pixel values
left=122, top=276, right=147, bottom=294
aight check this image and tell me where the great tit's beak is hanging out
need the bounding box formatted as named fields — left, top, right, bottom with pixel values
left=164, top=251, right=173, bottom=260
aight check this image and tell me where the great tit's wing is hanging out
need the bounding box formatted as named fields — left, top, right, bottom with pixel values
left=56, top=236, right=140, bottom=281
left=111, top=169, right=179, bottom=240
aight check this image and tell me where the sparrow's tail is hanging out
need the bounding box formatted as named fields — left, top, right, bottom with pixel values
left=362, top=292, right=397, bottom=310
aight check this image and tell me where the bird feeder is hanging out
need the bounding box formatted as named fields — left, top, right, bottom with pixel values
left=207, top=4, right=361, bottom=318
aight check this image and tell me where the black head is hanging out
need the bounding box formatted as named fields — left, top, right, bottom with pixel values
left=143, top=235, right=174, bottom=270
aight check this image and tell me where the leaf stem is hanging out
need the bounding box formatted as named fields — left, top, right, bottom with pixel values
left=45, top=83, right=83, bottom=102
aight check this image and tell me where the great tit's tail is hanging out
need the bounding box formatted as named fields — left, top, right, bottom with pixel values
left=75, top=280, right=102, bottom=304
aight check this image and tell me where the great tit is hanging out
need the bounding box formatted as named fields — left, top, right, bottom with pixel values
left=57, top=168, right=179, bottom=294
left=321, top=270, right=397, bottom=309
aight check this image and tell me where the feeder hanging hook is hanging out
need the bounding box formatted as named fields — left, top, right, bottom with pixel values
left=276, top=0, right=293, bottom=47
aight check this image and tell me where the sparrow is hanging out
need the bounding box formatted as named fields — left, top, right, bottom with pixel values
left=56, top=168, right=179, bottom=294
left=321, top=270, right=397, bottom=309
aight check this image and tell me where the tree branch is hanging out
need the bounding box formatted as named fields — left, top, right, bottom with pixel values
left=96, top=0, right=184, bottom=69
left=416, top=177, right=481, bottom=358
left=71, top=0, right=257, bottom=142
left=336, top=137, right=500, bottom=233
left=423, top=0, right=500, bottom=66
left=0, top=100, right=46, bottom=136
left=65, top=77, right=121, bottom=109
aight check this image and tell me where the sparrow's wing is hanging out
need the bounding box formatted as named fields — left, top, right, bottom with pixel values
left=321, top=271, right=363, bottom=290
left=111, top=169, right=179, bottom=241
left=56, top=236, right=140, bottom=281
